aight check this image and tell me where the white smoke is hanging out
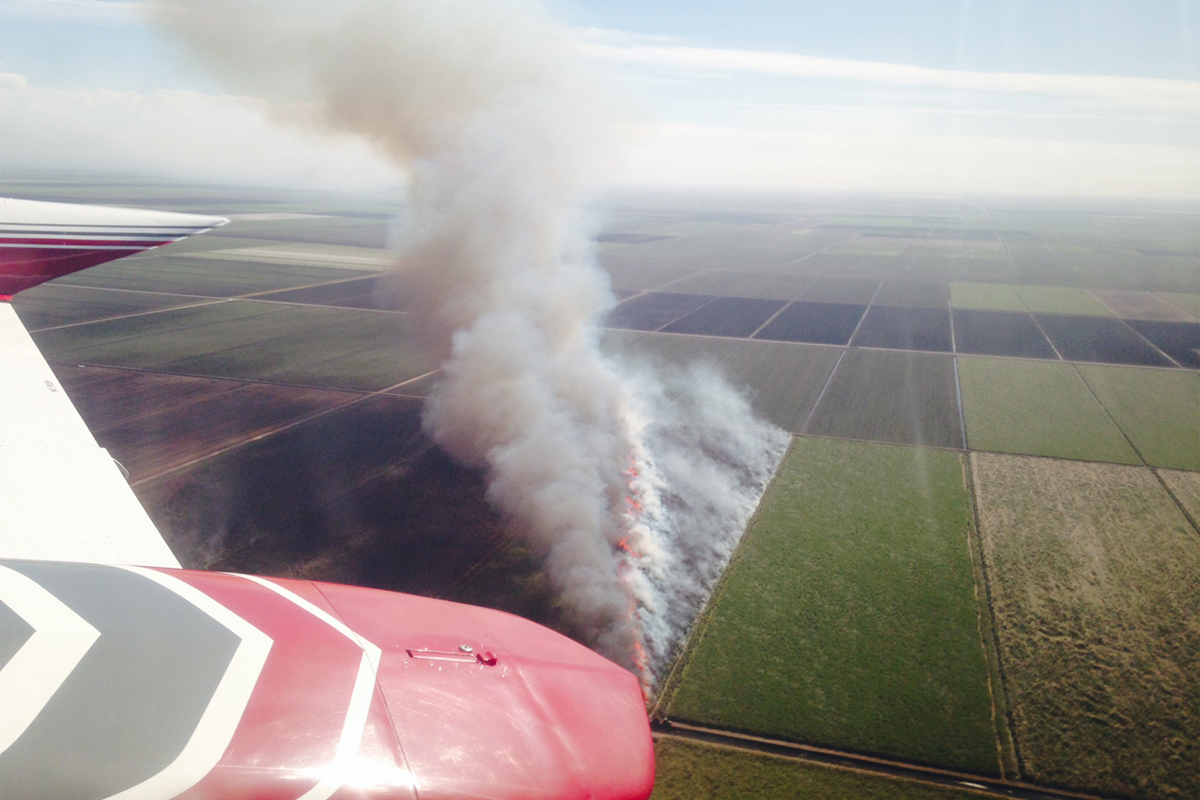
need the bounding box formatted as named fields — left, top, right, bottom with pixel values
left=150, top=0, right=787, bottom=685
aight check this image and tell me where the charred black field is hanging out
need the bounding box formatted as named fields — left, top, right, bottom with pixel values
left=6, top=176, right=1198, bottom=800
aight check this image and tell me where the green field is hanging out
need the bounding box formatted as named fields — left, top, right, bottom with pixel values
left=970, top=453, right=1200, bottom=800
left=650, top=738, right=989, bottom=800
left=723, top=271, right=811, bottom=300
left=57, top=253, right=377, bottom=297
left=949, top=283, right=1025, bottom=312
left=799, top=276, right=880, bottom=304
left=663, top=270, right=759, bottom=296
left=12, top=284, right=216, bottom=331
left=872, top=280, right=950, bottom=309
left=958, top=357, right=1139, bottom=464
left=32, top=300, right=286, bottom=361
left=662, top=437, right=1000, bottom=774
left=805, top=349, right=962, bottom=448
left=32, top=301, right=436, bottom=390
left=157, top=311, right=435, bottom=390
left=1013, top=285, right=1112, bottom=316
left=1156, top=292, right=1200, bottom=318
left=712, top=341, right=842, bottom=433
left=1075, top=364, right=1200, bottom=470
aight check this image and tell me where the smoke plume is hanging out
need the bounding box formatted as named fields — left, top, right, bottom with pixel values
left=151, top=0, right=787, bottom=685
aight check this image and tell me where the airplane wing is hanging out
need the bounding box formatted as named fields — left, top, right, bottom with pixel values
left=0, top=196, right=655, bottom=800
left=0, top=302, right=181, bottom=566
left=0, top=197, right=228, bottom=566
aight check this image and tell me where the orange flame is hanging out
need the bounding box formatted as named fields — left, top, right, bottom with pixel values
left=618, top=451, right=653, bottom=695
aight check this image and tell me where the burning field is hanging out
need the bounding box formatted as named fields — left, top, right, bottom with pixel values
left=148, top=0, right=789, bottom=688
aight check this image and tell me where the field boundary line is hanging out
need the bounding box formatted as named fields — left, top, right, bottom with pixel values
left=1069, top=363, right=1149, bottom=469
left=47, top=280, right=225, bottom=301
left=1150, top=468, right=1200, bottom=539
left=950, top=302, right=968, bottom=448
left=435, top=531, right=517, bottom=601
left=746, top=300, right=790, bottom=339
left=779, top=228, right=862, bottom=267
left=27, top=298, right=229, bottom=333
left=128, top=371, right=435, bottom=488
left=999, top=228, right=1065, bottom=363
left=595, top=324, right=1199, bottom=374
left=1082, top=290, right=1185, bottom=368
left=798, top=349, right=846, bottom=434
left=128, top=394, right=368, bottom=487
left=648, top=436, right=798, bottom=720
left=653, top=722, right=1113, bottom=800
left=235, top=272, right=386, bottom=299
left=247, top=297, right=419, bottom=317
left=952, top=355, right=968, bottom=449
left=962, top=452, right=1021, bottom=779
left=843, top=277, right=885, bottom=348
left=80, top=371, right=255, bottom=437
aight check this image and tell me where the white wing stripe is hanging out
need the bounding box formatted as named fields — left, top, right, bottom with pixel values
left=105, top=567, right=274, bottom=800
left=239, top=574, right=382, bottom=800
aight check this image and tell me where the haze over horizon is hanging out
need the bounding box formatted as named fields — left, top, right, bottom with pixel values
left=0, top=0, right=1196, bottom=198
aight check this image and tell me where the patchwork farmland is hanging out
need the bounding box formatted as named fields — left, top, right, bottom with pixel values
left=6, top=176, right=1198, bottom=799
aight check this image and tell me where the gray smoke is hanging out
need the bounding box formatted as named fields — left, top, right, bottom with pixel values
left=151, top=0, right=787, bottom=686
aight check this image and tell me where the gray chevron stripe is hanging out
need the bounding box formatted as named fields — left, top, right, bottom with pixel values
left=0, top=599, right=34, bottom=671
left=0, top=561, right=241, bottom=800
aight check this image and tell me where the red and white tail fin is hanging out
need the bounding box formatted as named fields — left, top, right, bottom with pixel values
left=0, top=197, right=227, bottom=298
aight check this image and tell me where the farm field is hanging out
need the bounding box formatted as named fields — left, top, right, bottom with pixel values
left=719, top=271, right=811, bottom=300
left=28, top=301, right=437, bottom=391
left=650, top=738, right=988, bottom=800
left=1124, top=319, right=1200, bottom=368
left=50, top=364, right=243, bottom=431
left=969, top=453, right=1199, bottom=800
left=804, top=349, right=962, bottom=448
left=754, top=300, right=865, bottom=345
left=958, top=357, right=1140, bottom=464
left=133, top=393, right=512, bottom=600
left=80, top=378, right=358, bottom=482
left=1013, top=285, right=1113, bottom=316
left=661, top=437, right=999, bottom=774
left=1075, top=364, right=1200, bottom=470
left=1157, top=291, right=1200, bottom=318
left=851, top=305, right=953, bottom=352
left=949, top=282, right=1025, bottom=312
left=800, top=276, right=879, bottom=304
left=713, top=340, right=842, bottom=433
left=660, top=296, right=786, bottom=337
left=11, top=283, right=216, bottom=331
left=1159, top=469, right=1200, bottom=520
left=872, top=279, right=950, bottom=309
left=1034, top=314, right=1174, bottom=367
left=56, top=253, right=377, bottom=297
left=253, top=274, right=414, bottom=310
left=606, top=292, right=715, bottom=331
left=951, top=310, right=1056, bottom=359
left=1087, top=289, right=1197, bottom=321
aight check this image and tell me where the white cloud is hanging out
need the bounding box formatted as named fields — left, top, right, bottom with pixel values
left=0, top=74, right=403, bottom=190
left=581, top=38, right=1200, bottom=114
left=0, top=0, right=142, bottom=23
left=615, top=123, right=1200, bottom=198
left=1, top=70, right=1194, bottom=199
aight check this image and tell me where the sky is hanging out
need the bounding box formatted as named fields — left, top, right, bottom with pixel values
left=0, top=0, right=1197, bottom=197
